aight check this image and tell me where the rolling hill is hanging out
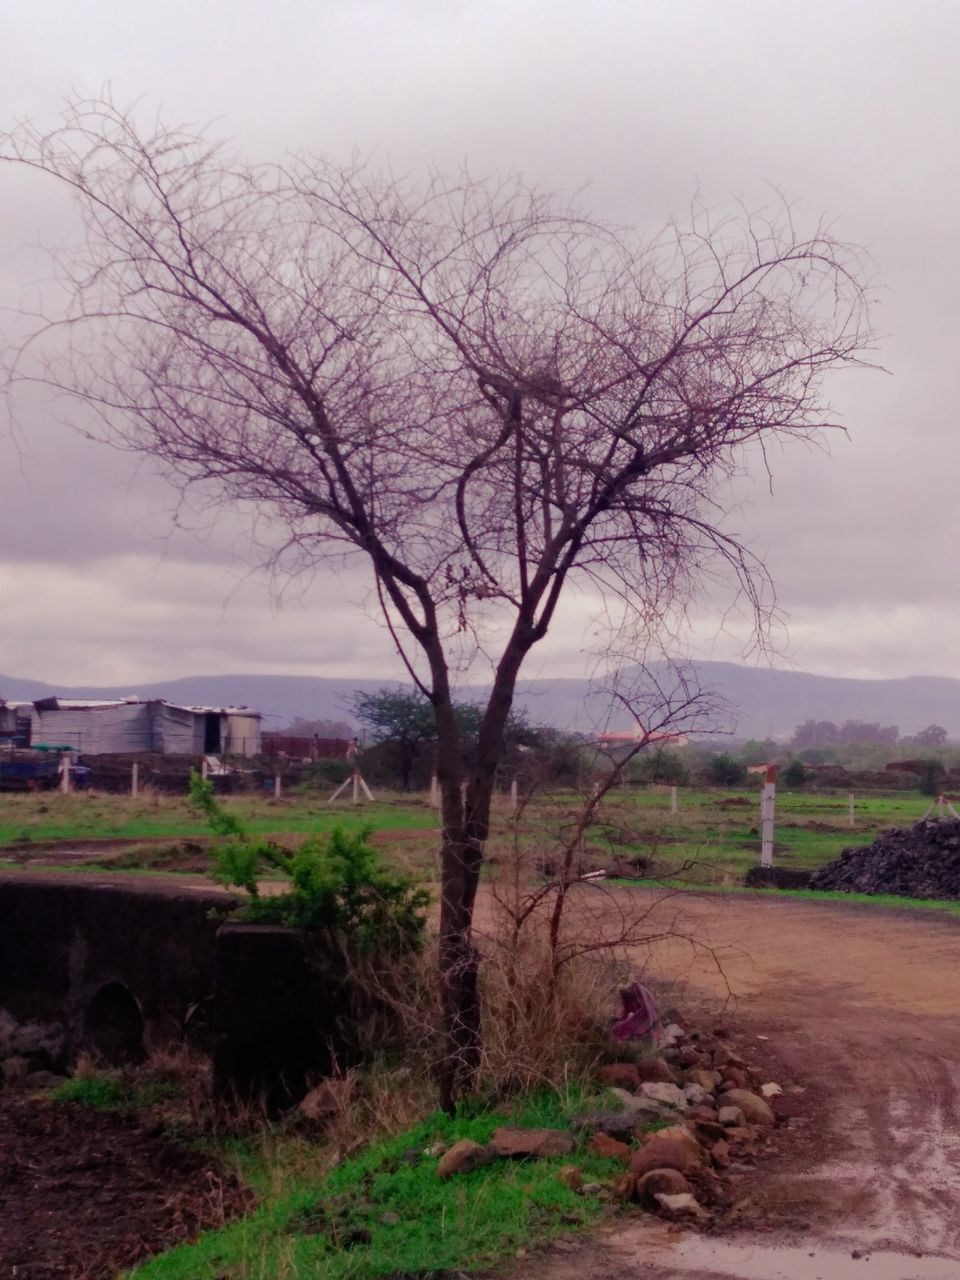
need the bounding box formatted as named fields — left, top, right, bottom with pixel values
left=3, top=662, right=960, bottom=740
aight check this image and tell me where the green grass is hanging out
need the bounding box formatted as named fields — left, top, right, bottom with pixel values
left=129, top=1090, right=625, bottom=1280
left=0, top=794, right=434, bottom=850
left=588, top=785, right=935, bottom=884
left=50, top=1073, right=181, bottom=1109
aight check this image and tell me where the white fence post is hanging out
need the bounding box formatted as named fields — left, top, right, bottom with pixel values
left=670, top=785, right=678, bottom=814
left=274, top=774, right=281, bottom=800
left=510, top=777, right=519, bottom=814
left=848, top=792, right=855, bottom=827
left=60, top=754, right=71, bottom=795
left=131, top=762, right=139, bottom=797
left=760, top=764, right=777, bottom=868
left=429, top=773, right=440, bottom=809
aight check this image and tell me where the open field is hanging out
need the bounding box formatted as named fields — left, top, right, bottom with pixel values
left=0, top=784, right=939, bottom=891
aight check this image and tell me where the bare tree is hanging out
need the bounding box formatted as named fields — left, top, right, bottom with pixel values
left=1, top=98, right=872, bottom=1109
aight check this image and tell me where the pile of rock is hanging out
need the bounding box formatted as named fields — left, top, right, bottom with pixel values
left=434, top=1021, right=783, bottom=1224
left=0, top=1009, right=68, bottom=1090
left=810, top=818, right=960, bottom=900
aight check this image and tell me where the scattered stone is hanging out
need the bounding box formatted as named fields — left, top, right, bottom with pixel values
left=557, top=1165, right=583, bottom=1192
left=689, top=1118, right=727, bottom=1142
left=711, top=1138, right=731, bottom=1167
left=683, top=1082, right=710, bottom=1107
left=630, top=1128, right=703, bottom=1178
left=722, top=1089, right=775, bottom=1127
left=635, top=1057, right=679, bottom=1084
left=437, top=1139, right=488, bottom=1178
left=676, top=1047, right=703, bottom=1069
left=570, top=1111, right=637, bottom=1144
left=654, top=1191, right=710, bottom=1220
left=720, top=1066, right=750, bottom=1090
left=686, top=1067, right=722, bottom=1093
left=686, top=1105, right=719, bottom=1124
left=638, top=1081, right=687, bottom=1109
left=488, top=1127, right=575, bottom=1159
left=597, top=1063, right=641, bottom=1090
left=589, top=1132, right=631, bottom=1161
left=718, top=1105, right=745, bottom=1127
left=660, top=1023, right=685, bottom=1047
left=760, top=1082, right=783, bottom=1099
left=608, top=1087, right=675, bottom=1120
left=580, top=1182, right=603, bottom=1195
left=635, top=1167, right=691, bottom=1205
left=613, top=1172, right=638, bottom=1201
left=2, top=1056, right=30, bottom=1085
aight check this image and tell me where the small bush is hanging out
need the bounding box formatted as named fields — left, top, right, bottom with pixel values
left=189, top=771, right=429, bottom=956
left=782, top=759, right=808, bottom=787
left=705, top=753, right=747, bottom=787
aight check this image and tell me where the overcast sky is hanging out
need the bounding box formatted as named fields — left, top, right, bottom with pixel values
left=1, top=0, right=958, bottom=687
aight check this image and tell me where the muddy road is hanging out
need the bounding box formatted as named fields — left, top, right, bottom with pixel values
left=513, top=889, right=960, bottom=1279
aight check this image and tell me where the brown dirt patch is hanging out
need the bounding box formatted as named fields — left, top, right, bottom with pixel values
left=0, top=1095, right=253, bottom=1279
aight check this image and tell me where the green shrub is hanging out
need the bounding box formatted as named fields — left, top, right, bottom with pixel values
left=782, top=759, right=808, bottom=787
left=705, top=753, right=747, bottom=787
left=189, top=772, right=429, bottom=956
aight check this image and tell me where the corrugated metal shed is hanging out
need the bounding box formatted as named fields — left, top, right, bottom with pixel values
left=21, top=697, right=262, bottom=756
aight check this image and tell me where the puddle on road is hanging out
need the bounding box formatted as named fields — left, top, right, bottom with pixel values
left=644, top=1236, right=959, bottom=1280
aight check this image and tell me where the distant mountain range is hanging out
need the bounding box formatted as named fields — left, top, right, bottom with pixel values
left=4, top=662, right=960, bottom=740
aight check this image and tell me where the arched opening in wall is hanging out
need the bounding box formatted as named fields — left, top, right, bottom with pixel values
left=83, top=982, right=146, bottom=1065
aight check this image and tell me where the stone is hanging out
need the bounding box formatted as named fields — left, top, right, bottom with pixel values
left=557, top=1165, right=583, bottom=1192
left=488, top=1127, right=575, bottom=1159
left=608, top=1087, right=673, bottom=1119
left=661, top=1022, right=685, bottom=1045
left=580, top=1182, right=603, bottom=1195
left=597, top=1063, right=641, bottom=1090
left=686, top=1105, right=719, bottom=1123
left=437, top=1139, right=488, bottom=1178
left=711, top=1139, right=731, bottom=1167
left=648, top=1125, right=703, bottom=1159
left=683, top=1082, right=710, bottom=1107
left=718, top=1105, right=745, bottom=1127
left=635, top=1057, right=678, bottom=1084
left=690, top=1118, right=727, bottom=1142
left=686, top=1067, right=722, bottom=1093
left=676, top=1046, right=703, bottom=1069
left=11, top=1021, right=66, bottom=1068
left=721, top=1066, right=750, bottom=1090
left=634, top=1168, right=691, bottom=1205
left=722, top=1089, right=776, bottom=1127
left=570, top=1111, right=637, bottom=1144
left=1, top=1055, right=30, bottom=1085
left=760, top=1082, right=783, bottom=1098
left=589, top=1132, right=631, bottom=1161
left=655, top=1191, right=710, bottom=1220
left=638, top=1081, right=687, bottom=1109
left=613, top=1172, right=638, bottom=1201
left=630, top=1130, right=703, bottom=1178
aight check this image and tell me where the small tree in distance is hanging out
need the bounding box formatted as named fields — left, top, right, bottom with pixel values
left=1, top=99, right=872, bottom=1108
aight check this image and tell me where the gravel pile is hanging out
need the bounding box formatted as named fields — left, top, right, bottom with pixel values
left=810, top=818, right=960, bottom=900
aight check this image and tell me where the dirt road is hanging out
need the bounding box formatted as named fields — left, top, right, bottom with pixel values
left=515, top=889, right=960, bottom=1280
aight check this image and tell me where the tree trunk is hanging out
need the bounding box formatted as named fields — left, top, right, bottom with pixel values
left=434, top=636, right=532, bottom=1112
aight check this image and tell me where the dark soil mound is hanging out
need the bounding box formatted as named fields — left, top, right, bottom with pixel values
left=745, top=866, right=813, bottom=890
left=0, top=1096, right=253, bottom=1278
left=810, top=818, right=960, bottom=900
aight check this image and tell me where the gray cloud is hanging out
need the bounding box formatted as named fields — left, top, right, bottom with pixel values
left=2, top=0, right=959, bottom=683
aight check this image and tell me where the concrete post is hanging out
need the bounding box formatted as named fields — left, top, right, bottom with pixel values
left=510, top=778, right=519, bottom=814
left=848, top=792, right=855, bottom=827
left=760, top=764, right=777, bottom=868
left=670, top=785, right=678, bottom=815
left=131, top=762, right=139, bottom=797
left=60, top=754, right=71, bottom=795
left=274, top=774, right=281, bottom=800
